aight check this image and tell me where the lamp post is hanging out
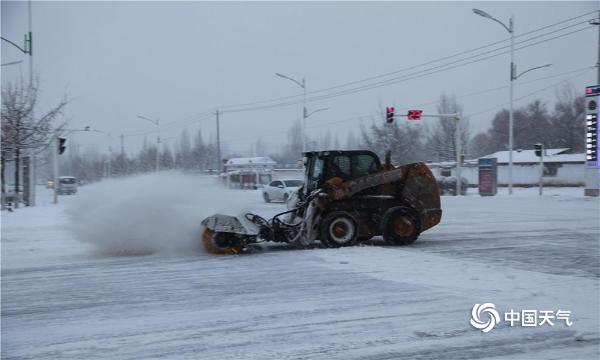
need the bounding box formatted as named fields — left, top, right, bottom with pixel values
left=472, top=8, right=515, bottom=194
left=1, top=60, right=23, bottom=67
left=304, top=108, right=329, bottom=150
left=2, top=1, right=34, bottom=205
left=275, top=73, right=307, bottom=152
left=473, top=9, right=551, bottom=195
left=137, top=115, right=160, bottom=172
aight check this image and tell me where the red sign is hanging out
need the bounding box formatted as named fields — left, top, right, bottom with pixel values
left=479, top=169, right=493, bottom=194
left=407, top=110, right=423, bottom=120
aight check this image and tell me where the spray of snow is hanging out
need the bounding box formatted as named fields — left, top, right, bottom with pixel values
left=67, top=172, right=256, bottom=256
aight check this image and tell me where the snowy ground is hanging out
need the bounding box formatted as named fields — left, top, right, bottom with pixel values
left=2, top=174, right=599, bottom=359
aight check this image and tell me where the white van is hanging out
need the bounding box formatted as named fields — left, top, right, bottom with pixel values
left=58, top=176, right=78, bottom=195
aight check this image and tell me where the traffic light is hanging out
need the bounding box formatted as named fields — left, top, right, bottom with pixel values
left=386, top=107, right=394, bottom=123
left=58, top=137, right=67, bottom=155
left=407, top=109, right=423, bottom=120
left=534, top=143, right=543, bottom=157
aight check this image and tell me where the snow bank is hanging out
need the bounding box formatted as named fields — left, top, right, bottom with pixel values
left=66, top=172, right=257, bottom=256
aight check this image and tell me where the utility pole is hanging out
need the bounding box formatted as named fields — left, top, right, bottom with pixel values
left=539, top=147, right=544, bottom=196
left=592, top=12, right=600, bottom=84
left=508, top=15, right=515, bottom=195
left=120, top=134, right=126, bottom=175
left=136, top=115, right=160, bottom=172
left=302, top=77, right=307, bottom=152
left=52, top=135, right=58, bottom=204
left=275, top=73, right=308, bottom=152
left=216, top=109, right=222, bottom=172
left=156, top=120, right=160, bottom=172
left=107, top=146, right=113, bottom=178
left=455, top=116, right=462, bottom=196
left=27, top=0, right=35, bottom=206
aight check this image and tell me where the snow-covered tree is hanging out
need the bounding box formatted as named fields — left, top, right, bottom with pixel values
left=425, top=94, right=470, bottom=162
left=1, top=79, right=67, bottom=208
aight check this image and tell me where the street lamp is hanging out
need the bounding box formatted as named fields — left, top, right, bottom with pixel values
left=514, top=64, right=552, bottom=80
left=473, top=9, right=550, bottom=195
left=304, top=107, right=329, bottom=151
left=137, top=115, right=160, bottom=172
left=305, top=107, right=329, bottom=119
left=275, top=72, right=307, bottom=152
left=472, top=8, right=515, bottom=194
left=1, top=60, right=23, bottom=67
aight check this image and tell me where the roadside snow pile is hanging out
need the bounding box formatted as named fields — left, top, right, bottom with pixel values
left=66, top=173, right=256, bottom=256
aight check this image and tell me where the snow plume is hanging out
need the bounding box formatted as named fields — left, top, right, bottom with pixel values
left=67, top=173, right=255, bottom=256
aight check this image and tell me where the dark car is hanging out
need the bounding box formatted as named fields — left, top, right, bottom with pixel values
left=437, top=176, right=468, bottom=195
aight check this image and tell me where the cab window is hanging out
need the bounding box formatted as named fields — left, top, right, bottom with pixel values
left=352, top=154, right=379, bottom=177
left=311, top=158, right=324, bottom=180
left=326, top=155, right=351, bottom=180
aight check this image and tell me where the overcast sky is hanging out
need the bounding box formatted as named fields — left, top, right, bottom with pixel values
left=2, top=1, right=598, bottom=156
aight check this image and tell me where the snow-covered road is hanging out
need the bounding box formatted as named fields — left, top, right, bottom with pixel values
left=2, top=175, right=599, bottom=359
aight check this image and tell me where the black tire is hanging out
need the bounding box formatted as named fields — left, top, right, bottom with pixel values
left=263, top=193, right=271, bottom=203
left=381, top=206, right=421, bottom=245
left=320, top=211, right=359, bottom=248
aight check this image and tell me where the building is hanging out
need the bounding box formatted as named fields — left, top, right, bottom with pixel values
left=222, top=156, right=277, bottom=189
left=427, top=148, right=585, bottom=187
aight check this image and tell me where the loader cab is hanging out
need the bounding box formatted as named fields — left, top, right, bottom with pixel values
left=303, top=150, right=381, bottom=193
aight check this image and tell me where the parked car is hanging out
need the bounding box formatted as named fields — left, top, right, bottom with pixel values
left=262, top=179, right=303, bottom=203
left=4, top=184, right=23, bottom=204
left=437, top=176, right=468, bottom=195
left=57, top=176, right=78, bottom=195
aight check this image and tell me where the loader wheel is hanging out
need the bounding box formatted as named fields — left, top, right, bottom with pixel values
left=381, top=206, right=421, bottom=246
left=201, top=228, right=243, bottom=255
left=320, top=211, right=358, bottom=248
left=263, top=193, right=271, bottom=203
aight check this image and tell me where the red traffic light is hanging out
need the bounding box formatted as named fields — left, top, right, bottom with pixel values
left=386, top=106, right=395, bottom=123
left=407, top=110, right=423, bottom=120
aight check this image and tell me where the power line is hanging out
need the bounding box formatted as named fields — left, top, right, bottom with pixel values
left=464, top=68, right=593, bottom=118
left=213, top=11, right=597, bottom=112
left=221, top=67, right=594, bottom=144
left=122, top=112, right=214, bottom=138
left=122, top=11, right=596, bottom=137
left=222, top=24, right=594, bottom=114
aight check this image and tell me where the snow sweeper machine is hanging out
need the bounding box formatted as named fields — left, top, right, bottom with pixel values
left=201, top=150, right=442, bottom=254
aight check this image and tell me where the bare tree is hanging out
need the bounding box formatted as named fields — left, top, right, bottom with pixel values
left=1, top=79, right=66, bottom=208
left=426, top=94, right=470, bottom=162
left=549, top=86, right=585, bottom=152
left=469, top=86, right=585, bottom=158
left=361, top=108, right=427, bottom=165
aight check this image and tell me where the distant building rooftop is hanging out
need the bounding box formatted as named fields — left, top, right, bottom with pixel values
left=426, top=148, right=584, bottom=168
left=225, top=157, right=276, bottom=167
left=481, top=148, right=584, bottom=164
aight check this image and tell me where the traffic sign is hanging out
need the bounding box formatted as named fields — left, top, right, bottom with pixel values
left=407, top=110, right=423, bottom=120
